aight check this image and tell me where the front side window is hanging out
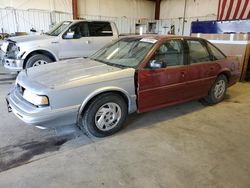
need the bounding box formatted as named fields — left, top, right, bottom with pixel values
left=90, top=38, right=156, bottom=68
left=149, top=39, right=184, bottom=67
left=207, top=42, right=226, bottom=60
left=88, top=22, right=113, bottom=37
left=65, top=22, right=89, bottom=39
left=187, top=40, right=210, bottom=64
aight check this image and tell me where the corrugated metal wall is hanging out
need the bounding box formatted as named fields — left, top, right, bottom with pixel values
left=0, top=8, right=72, bottom=34
left=81, top=15, right=216, bottom=35
left=0, top=8, right=216, bottom=36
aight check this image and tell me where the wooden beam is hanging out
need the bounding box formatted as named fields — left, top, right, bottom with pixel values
left=72, top=0, right=78, bottom=19
left=155, top=0, right=161, bottom=20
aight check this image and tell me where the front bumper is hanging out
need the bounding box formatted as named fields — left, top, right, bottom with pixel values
left=3, top=57, right=24, bottom=71
left=6, top=88, right=80, bottom=128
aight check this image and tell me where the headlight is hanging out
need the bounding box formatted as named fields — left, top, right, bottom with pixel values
left=23, top=90, right=49, bottom=106
left=13, top=46, right=20, bottom=56
left=12, top=45, right=20, bottom=57
left=7, top=43, right=20, bottom=58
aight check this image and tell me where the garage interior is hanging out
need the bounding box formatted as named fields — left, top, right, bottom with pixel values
left=0, top=0, right=250, bottom=187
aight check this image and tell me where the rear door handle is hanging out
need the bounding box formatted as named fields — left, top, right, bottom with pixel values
left=86, top=40, right=91, bottom=44
left=180, top=72, right=186, bottom=77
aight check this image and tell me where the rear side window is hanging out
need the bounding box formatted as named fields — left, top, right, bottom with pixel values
left=207, top=42, right=226, bottom=60
left=187, top=40, right=210, bottom=64
left=88, top=22, right=113, bottom=37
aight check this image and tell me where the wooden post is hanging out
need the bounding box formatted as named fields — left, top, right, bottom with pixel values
left=72, top=0, right=78, bottom=19
left=155, top=0, right=161, bottom=20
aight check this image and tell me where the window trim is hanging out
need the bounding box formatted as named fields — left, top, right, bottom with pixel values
left=88, top=21, right=113, bottom=37
left=205, top=40, right=227, bottom=61
left=185, top=38, right=213, bottom=65
left=62, top=21, right=88, bottom=39
left=144, top=38, right=186, bottom=70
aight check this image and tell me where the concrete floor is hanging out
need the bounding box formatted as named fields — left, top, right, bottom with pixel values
left=0, top=65, right=250, bottom=188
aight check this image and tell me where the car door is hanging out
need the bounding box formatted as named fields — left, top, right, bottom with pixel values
left=137, top=39, right=188, bottom=113
left=87, top=21, right=117, bottom=53
left=184, top=39, right=221, bottom=100
left=59, top=21, right=93, bottom=59
left=59, top=21, right=116, bottom=59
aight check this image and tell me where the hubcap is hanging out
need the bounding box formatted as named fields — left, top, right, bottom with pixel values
left=33, top=60, right=48, bottom=67
left=214, top=80, right=226, bottom=99
left=95, top=102, right=121, bottom=131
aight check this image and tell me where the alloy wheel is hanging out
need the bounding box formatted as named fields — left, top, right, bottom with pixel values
left=94, top=102, right=121, bottom=131
left=214, top=80, right=226, bottom=99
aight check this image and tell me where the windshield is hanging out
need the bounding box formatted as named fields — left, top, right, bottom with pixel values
left=46, top=21, right=72, bottom=36
left=90, top=37, right=157, bottom=68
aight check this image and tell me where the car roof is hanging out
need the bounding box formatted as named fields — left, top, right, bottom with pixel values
left=59, top=21, right=205, bottom=41
left=68, top=19, right=115, bottom=24
left=120, top=34, right=206, bottom=41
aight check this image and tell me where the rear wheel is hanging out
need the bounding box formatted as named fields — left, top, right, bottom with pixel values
left=25, top=54, right=52, bottom=68
left=204, top=75, right=228, bottom=105
left=80, top=93, right=127, bottom=137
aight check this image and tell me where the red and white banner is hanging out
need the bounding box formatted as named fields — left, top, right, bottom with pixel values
left=217, top=0, right=250, bottom=20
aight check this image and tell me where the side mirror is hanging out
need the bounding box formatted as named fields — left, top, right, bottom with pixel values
left=63, top=31, right=75, bottom=39
left=148, top=60, right=165, bottom=69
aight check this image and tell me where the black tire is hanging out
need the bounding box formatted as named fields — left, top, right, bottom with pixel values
left=204, top=75, right=228, bottom=105
left=80, top=93, right=128, bottom=137
left=25, top=54, right=52, bottom=68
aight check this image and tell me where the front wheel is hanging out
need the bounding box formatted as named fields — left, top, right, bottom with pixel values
left=204, top=75, right=228, bottom=105
left=25, top=54, right=52, bottom=68
left=80, top=93, right=128, bottom=137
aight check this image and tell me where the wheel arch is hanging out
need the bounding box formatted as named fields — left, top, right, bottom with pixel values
left=218, top=70, right=231, bottom=83
left=77, top=87, right=136, bottom=123
left=23, top=49, right=58, bottom=68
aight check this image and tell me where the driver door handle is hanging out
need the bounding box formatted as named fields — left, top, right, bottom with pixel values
left=86, top=40, right=91, bottom=44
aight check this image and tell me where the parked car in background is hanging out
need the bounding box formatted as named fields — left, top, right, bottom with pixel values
left=1, top=20, right=119, bottom=71
left=6, top=35, right=240, bottom=137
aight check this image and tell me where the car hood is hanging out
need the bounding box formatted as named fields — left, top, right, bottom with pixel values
left=17, top=58, right=133, bottom=91
left=7, top=34, right=54, bottom=44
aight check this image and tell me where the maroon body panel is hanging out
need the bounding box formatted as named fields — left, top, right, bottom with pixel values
left=135, top=35, right=241, bottom=113
left=184, top=61, right=221, bottom=100
left=137, top=66, right=188, bottom=113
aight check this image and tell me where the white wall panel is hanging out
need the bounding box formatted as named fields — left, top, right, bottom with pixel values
left=54, top=11, right=72, bottom=23
left=0, top=8, right=72, bottom=34
left=78, top=0, right=154, bottom=19
left=185, top=0, right=218, bottom=18
left=0, top=0, right=220, bottom=36
left=0, top=0, right=72, bottom=12
left=160, top=0, right=218, bottom=19
left=160, top=0, right=218, bottom=35
left=0, top=8, right=17, bottom=33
